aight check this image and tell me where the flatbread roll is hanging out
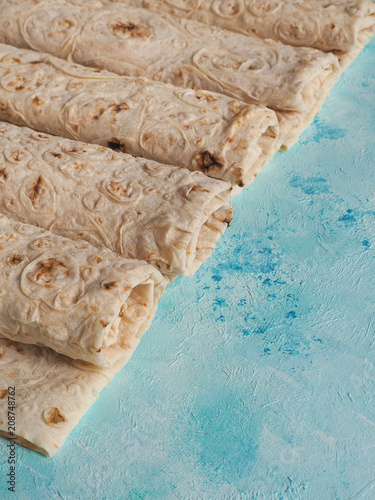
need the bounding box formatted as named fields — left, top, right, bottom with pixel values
left=0, top=122, right=232, bottom=277
left=0, top=336, right=140, bottom=457
left=0, top=44, right=279, bottom=188
left=277, top=22, right=375, bottom=150
left=0, top=214, right=165, bottom=368
left=0, top=0, right=339, bottom=113
left=121, top=0, right=375, bottom=52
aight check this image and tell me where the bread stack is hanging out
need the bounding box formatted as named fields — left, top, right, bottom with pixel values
left=0, top=0, right=373, bottom=455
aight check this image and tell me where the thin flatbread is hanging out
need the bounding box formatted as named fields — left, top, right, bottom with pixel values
left=0, top=214, right=165, bottom=368
left=121, top=0, right=375, bottom=52
left=0, top=122, right=232, bottom=277
left=0, top=0, right=339, bottom=113
left=278, top=23, right=375, bottom=150
left=0, top=43, right=279, bottom=188
left=0, top=336, right=139, bottom=457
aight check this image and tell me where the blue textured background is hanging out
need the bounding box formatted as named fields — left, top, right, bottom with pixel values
left=1, top=39, right=374, bottom=499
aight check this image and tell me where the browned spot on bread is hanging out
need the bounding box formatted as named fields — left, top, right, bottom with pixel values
left=100, top=320, right=109, bottom=328
left=51, top=152, right=63, bottom=158
left=103, top=281, right=118, bottom=290
left=91, top=305, right=99, bottom=313
left=195, top=151, right=223, bottom=171
left=119, top=303, right=128, bottom=318
left=65, top=147, right=83, bottom=154
left=10, top=150, right=24, bottom=162
left=93, top=107, right=106, bottom=120
left=111, top=103, right=128, bottom=113
left=44, top=408, right=67, bottom=426
left=32, top=95, right=43, bottom=106
left=0, top=389, right=8, bottom=399
left=111, top=21, right=151, bottom=38
left=5, top=57, right=21, bottom=64
left=35, top=258, right=69, bottom=284
left=94, top=256, right=103, bottom=264
left=27, top=175, right=46, bottom=208
left=108, top=181, right=129, bottom=196
left=7, top=253, right=23, bottom=265
left=224, top=136, right=234, bottom=144
left=108, top=139, right=126, bottom=153
left=197, top=93, right=216, bottom=104
left=58, top=18, right=75, bottom=29
left=0, top=168, right=8, bottom=181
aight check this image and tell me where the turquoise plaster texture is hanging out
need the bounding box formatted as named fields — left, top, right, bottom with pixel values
left=0, top=38, right=374, bottom=500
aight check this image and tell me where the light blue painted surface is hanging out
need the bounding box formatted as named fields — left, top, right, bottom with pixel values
left=0, top=39, right=374, bottom=500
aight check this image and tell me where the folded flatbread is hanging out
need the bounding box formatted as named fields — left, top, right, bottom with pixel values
left=277, top=22, right=375, bottom=150
left=0, top=214, right=165, bottom=368
left=0, top=43, right=279, bottom=188
left=0, top=0, right=339, bottom=113
left=0, top=122, right=232, bottom=276
left=0, top=336, right=138, bottom=456
left=121, top=0, right=375, bottom=52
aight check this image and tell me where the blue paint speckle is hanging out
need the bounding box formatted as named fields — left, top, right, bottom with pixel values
left=243, top=329, right=250, bottom=337
left=362, top=240, right=370, bottom=247
left=290, top=175, right=331, bottom=195
left=286, top=311, right=297, bottom=319
left=212, top=298, right=228, bottom=311
left=254, top=326, right=266, bottom=335
left=212, top=275, right=222, bottom=282
left=338, top=210, right=357, bottom=223
left=311, top=117, right=347, bottom=143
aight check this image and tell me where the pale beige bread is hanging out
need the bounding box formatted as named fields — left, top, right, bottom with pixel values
left=0, top=122, right=232, bottom=276
left=120, top=0, right=375, bottom=53
left=0, top=44, right=279, bottom=188
left=278, top=23, right=375, bottom=150
left=0, top=214, right=165, bottom=368
left=0, top=0, right=338, bottom=113
left=0, top=336, right=141, bottom=457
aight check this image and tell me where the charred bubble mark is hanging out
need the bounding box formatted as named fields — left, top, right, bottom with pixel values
left=108, top=138, right=127, bottom=153
left=7, top=253, right=23, bottom=266
left=195, top=151, right=223, bottom=171
left=111, top=21, right=152, bottom=38
left=27, top=175, right=46, bottom=208
left=34, top=258, right=69, bottom=284
left=103, top=281, right=118, bottom=290
left=44, top=407, right=67, bottom=426
left=0, top=167, right=8, bottom=181
left=32, top=95, right=44, bottom=106
left=110, top=102, right=129, bottom=113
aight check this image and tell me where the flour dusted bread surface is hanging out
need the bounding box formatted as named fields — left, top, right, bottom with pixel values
left=121, top=0, right=375, bottom=52
left=0, top=0, right=338, bottom=113
left=0, top=43, right=279, bottom=188
left=0, top=337, right=137, bottom=456
left=0, top=214, right=165, bottom=368
left=0, top=122, right=232, bottom=276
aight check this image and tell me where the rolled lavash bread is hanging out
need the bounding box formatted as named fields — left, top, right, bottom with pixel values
left=0, top=44, right=279, bottom=189
left=120, top=0, right=375, bottom=53
left=0, top=122, right=233, bottom=277
left=277, top=20, right=375, bottom=150
left=0, top=214, right=166, bottom=368
left=0, top=336, right=139, bottom=456
left=0, top=0, right=339, bottom=113
left=0, top=335, right=145, bottom=456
